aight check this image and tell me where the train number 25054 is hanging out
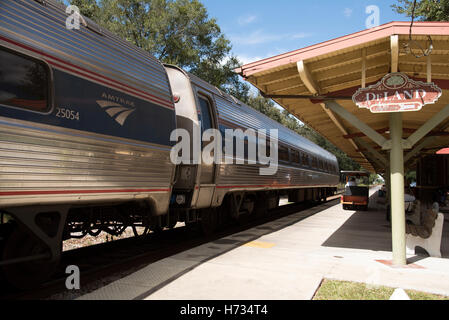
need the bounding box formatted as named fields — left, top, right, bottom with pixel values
left=56, top=107, right=80, bottom=121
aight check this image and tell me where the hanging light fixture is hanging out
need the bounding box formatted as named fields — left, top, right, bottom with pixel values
left=403, top=0, right=434, bottom=59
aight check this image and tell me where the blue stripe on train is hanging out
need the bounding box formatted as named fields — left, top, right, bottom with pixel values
left=0, top=70, right=176, bottom=147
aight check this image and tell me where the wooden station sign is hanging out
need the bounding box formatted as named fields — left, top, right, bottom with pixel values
left=352, top=73, right=442, bottom=113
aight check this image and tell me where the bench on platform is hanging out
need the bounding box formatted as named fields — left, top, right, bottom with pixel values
left=406, top=203, right=444, bottom=258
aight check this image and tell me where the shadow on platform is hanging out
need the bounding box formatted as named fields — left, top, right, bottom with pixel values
left=80, top=199, right=341, bottom=300
left=322, top=192, right=449, bottom=259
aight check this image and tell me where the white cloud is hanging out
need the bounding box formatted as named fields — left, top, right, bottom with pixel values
left=292, top=32, right=311, bottom=39
left=235, top=47, right=288, bottom=65
left=231, top=30, right=279, bottom=45
left=344, top=7, right=353, bottom=18
left=238, top=14, right=257, bottom=25
left=235, top=53, right=266, bottom=65
left=230, top=30, right=312, bottom=46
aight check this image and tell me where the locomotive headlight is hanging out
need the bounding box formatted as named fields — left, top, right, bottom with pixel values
left=176, top=194, right=186, bottom=205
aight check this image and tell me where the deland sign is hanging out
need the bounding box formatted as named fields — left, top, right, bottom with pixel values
left=352, top=73, right=442, bottom=113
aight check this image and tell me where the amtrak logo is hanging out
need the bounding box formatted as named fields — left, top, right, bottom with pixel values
left=96, top=100, right=136, bottom=126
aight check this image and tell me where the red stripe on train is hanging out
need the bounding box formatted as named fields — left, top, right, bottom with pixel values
left=216, top=184, right=333, bottom=189
left=0, top=35, right=174, bottom=110
left=49, top=60, right=173, bottom=109
left=0, top=189, right=170, bottom=196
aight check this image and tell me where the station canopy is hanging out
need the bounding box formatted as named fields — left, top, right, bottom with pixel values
left=237, top=22, right=449, bottom=174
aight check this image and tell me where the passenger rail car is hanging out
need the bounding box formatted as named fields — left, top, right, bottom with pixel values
left=0, top=0, right=339, bottom=288
left=166, top=66, right=339, bottom=225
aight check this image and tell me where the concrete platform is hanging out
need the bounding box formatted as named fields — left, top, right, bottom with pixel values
left=79, top=189, right=449, bottom=300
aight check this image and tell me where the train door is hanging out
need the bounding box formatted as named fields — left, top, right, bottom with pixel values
left=195, top=93, right=218, bottom=208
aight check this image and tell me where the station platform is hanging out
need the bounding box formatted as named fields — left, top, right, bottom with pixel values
left=79, top=188, right=449, bottom=300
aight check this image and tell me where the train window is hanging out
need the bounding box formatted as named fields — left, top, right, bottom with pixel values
left=279, top=145, right=289, bottom=162
left=291, top=150, right=300, bottom=164
left=0, top=47, right=50, bottom=112
left=302, top=153, right=309, bottom=167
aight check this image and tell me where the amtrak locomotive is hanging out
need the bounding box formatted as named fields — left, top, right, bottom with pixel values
left=0, top=0, right=339, bottom=288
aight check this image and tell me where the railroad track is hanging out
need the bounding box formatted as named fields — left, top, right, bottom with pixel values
left=0, top=195, right=341, bottom=300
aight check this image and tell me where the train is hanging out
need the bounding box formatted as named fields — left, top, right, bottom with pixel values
left=0, top=0, right=339, bottom=288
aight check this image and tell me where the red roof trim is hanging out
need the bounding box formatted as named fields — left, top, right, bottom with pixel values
left=437, top=148, right=449, bottom=154
left=239, top=21, right=449, bottom=78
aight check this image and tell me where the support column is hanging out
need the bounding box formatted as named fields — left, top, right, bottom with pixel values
left=385, top=166, right=391, bottom=209
left=389, top=113, right=406, bottom=265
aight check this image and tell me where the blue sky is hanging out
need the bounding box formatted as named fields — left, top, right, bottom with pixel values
left=201, top=0, right=407, bottom=65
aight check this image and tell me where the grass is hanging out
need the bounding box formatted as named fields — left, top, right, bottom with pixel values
left=313, top=279, right=449, bottom=300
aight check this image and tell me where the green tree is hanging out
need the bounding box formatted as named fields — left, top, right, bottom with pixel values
left=392, top=0, right=449, bottom=21
left=69, top=0, right=246, bottom=91
left=69, top=0, right=101, bottom=19
left=67, top=0, right=358, bottom=172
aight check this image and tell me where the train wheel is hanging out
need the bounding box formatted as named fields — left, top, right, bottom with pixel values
left=2, top=226, right=58, bottom=289
left=132, top=225, right=150, bottom=238
left=200, top=208, right=218, bottom=235
left=149, top=216, right=164, bottom=233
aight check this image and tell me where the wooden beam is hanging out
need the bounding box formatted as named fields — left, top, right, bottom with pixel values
left=362, top=48, right=367, bottom=88
left=391, top=35, right=399, bottom=73
left=404, top=137, right=437, bottom=163
left=307, top=41, right=390, bottom=73
left=313, top=56, right=389, bottom=83
left=398, top=64, right=449, bottom=77
left=399, top=54, right=449, bottom=65
left=297, top=60, right=371, bottom=167
left=355, top=138, right=388, bottom=167
left=256, top=67, right=299, bottom=86
left=406, top=103, right=449, bottom=148
left=297, top=60, right=320, bottom=94
left=325, top=100, right=388, bottom=148
left=320, top=65, right=389, bottom=92
left=343, top=127, right=417, bottom=139
left=265, top=77, right=305, bottom=94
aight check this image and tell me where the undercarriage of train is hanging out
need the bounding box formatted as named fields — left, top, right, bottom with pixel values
left=0, top=187, right=335, bottom=289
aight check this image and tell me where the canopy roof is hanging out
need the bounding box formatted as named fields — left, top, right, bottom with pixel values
left=237, top=21, right=449, bottom=173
